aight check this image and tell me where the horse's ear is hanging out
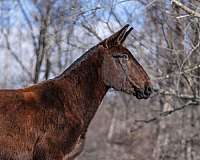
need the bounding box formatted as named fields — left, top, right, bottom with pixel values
left=120, top=27, right=133, bottom=44
left=101, top=24, right=133, bottom=48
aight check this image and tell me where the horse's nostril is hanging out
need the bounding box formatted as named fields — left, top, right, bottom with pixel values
left=144, top=86, right=153, bottom=96
left=148, top=86, right=153, bottom=93
left=136, top=90, right=144, bottom=99
left=135, top=86, right=152, bottom=99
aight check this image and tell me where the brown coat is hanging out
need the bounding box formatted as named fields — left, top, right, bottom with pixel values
left=0, top=25, right=152, bottom=160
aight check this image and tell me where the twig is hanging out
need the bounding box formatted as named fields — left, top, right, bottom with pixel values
left=154, top=89, right=200, bottom=101
left=171, top=0, right=200, bottom=18
left=151, top=64, right=200, bottom=82
left=177, top=40, right=200, bottom=96
left=176, top=14, right=190, bottom=19
left=17, top=0, right=37, bottom=50
left=131, top=101, right=198, bottom=132
left=3, top=31, right=33, bottom=81
left=81, top=23, right=102, bottom=41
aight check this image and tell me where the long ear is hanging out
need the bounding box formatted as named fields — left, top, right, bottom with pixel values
left=120, top=27, right=133, bottom=44
left=101, top=24, right=133, bottom=48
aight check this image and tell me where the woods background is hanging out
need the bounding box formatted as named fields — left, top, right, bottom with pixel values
left=0, top=0, right=200, bottom=159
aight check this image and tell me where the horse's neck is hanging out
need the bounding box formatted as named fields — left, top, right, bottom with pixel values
left=57, top=47, right=109, bottom=128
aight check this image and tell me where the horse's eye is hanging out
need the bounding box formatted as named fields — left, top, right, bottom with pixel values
left=112, top=54, right=129, bottom=60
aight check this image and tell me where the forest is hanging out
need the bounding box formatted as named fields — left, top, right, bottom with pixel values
left=0, top=0, right=200, bottom=159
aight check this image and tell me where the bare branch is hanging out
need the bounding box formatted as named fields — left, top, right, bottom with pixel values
left=3, top=31, right=33, bottom=81
left=17, top=0, right=37, bottom=50
left=154, top=89, right=200, bottom=101
left=131, top=101, right=198, bottom=132
left=172, top=0, right=200, bottom=18
left=81, top=23, right=102, bottom=41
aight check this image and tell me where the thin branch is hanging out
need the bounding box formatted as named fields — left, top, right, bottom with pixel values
left=172, top=0, right=200, bottom=18
left=81, top=23, right=102, bottom=41
left=154, top=89, right=200, bottom=101
left=151, top=64, right=200, bottom=82
left=131, top=100, right=198, bottom=132
left=3, top=31, right=33, bottom=81
left=177, top=40, right=200, bottom=95
left=17, top=0, right=37, bottom=50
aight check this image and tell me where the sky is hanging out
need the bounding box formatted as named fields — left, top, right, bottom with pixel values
left=0, top=0, right=146, bottom=87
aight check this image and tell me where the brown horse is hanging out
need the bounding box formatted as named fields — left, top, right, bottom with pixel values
left=0, top=24, right=152, bottom=160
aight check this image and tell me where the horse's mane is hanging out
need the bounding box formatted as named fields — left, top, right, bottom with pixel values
left=57, top=45, right=98, bottom=78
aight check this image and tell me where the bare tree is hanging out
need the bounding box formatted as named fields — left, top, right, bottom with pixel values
left=0, top=0, right=200, bottom=159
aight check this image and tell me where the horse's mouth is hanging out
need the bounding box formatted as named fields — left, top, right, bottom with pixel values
left=134, top=87, right=152, bottom=99
left=135, top=91, right=149, bottom=99
left=120, top=86, right=152, bottom=99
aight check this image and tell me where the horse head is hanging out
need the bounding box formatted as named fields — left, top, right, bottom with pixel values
left=99, top=24, right=152, bottom=99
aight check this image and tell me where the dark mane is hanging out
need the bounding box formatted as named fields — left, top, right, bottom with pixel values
left=57, top=45, right=98, bottom=78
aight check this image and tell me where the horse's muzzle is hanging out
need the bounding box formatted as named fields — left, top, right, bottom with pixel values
left=135, top=85, right=153, bottom=99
